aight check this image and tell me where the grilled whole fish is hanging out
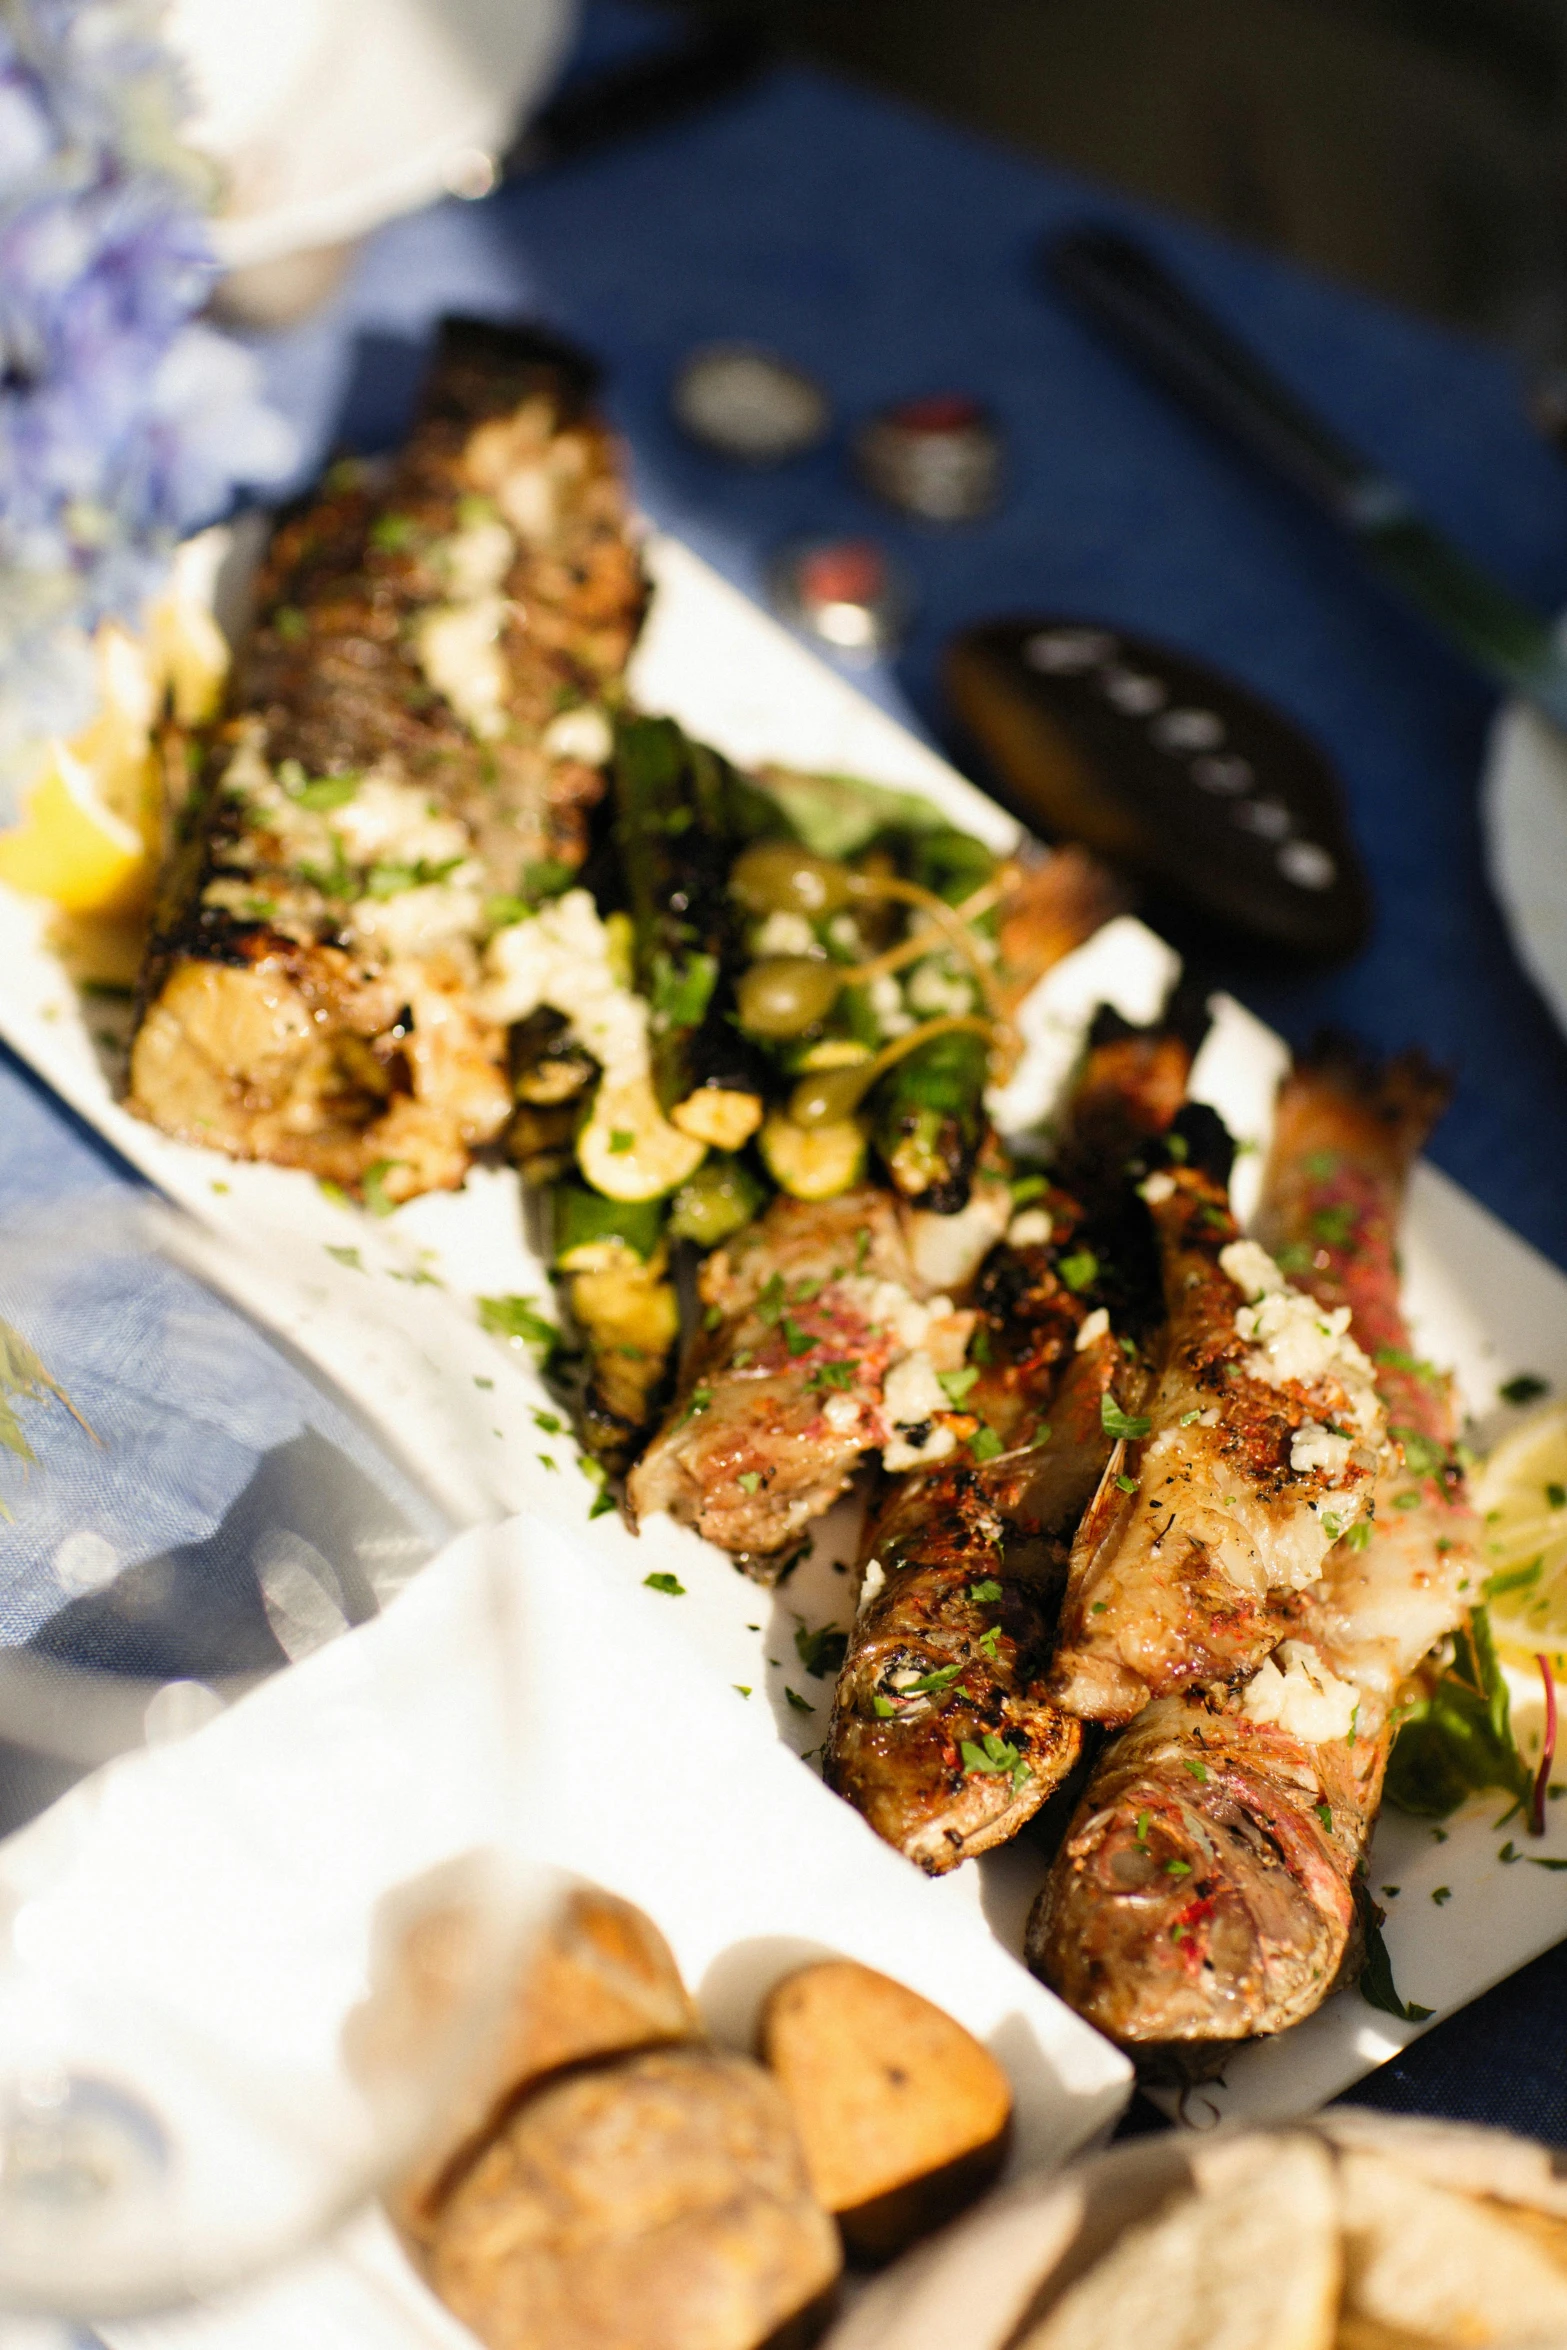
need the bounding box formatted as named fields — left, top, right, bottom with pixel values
left=825, top=1011, right=1196, bottom=1871
left=1029, top=1041, right=1467, bottom=2050
left=1049, top=1105, right=1389, bottom=1725
left=129, top=319, right=646, bottom=1201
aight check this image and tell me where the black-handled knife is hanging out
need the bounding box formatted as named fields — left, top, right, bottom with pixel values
left=1045, top=224, right=1567, bottom=730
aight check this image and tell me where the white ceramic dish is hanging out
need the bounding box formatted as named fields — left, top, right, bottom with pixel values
left=3, top=534, right=1566, bottom=2157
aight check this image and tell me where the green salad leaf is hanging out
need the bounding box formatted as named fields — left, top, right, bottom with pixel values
left=1384, top=1607, right=1532, bottom=1820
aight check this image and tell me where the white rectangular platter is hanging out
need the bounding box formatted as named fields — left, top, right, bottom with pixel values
left=2, top=533, right=1565, bottom=2152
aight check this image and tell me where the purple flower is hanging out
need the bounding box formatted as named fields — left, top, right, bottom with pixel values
left=0, top=0, right=294, bottom=770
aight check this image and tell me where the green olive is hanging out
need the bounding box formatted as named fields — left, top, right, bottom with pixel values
left=736, top=956, right=842, bottom=1038
left=789, top=1063, right=874, bottom=1128
left=730, top=841, right=851, bottom=918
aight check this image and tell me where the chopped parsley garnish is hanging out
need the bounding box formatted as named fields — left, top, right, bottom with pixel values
left=756, top=1274, right=786, bottom=1326
left=290, top=771, right=360, bottom=812
left=644, top=1572, right=685, bottom=1595
left=588, top=1487, right=618, bottom=1520
left=272, top=604, right=308, bottom=642
left=1393, top=1491, right=1421, bottom=1511
left=938, top=1365, right=979, bottom=1405
left=738, top=1470, right=761, bottom=1493
left=784, top=1685, right=814, bottom=1714
left=1135, top=1809, right=1150, bottom=1842
left=1178, top=1407, right=1203, bottom=1427
left=1058, top=1247, right=1099, bottom=1294
left=478, top=1295, right=558, bottom=1358
left=1183, top=1758, right=1208, bottom=1782
left=1304, top=1150, right=1339, bottom=1179
left=649, top=949, right=718, bottom=1029
left=791, top=1276, right=824, bottom=1303
left=364, top=856, right=462, bottom=899
left=680, top=1384, right=714, bottom=1424
left=1377, top=1346, right=1441, bottom=1386
left=361, top=1158, right=404, bottom=1218
left=970, top=1579, right=1003, bottom=1603
left=970, top=1324, right=993, bottom=1364
left=1101, top=1396, right=1152, bottom=1441
left=1164, top=1858, right=1191, bottom=1878
left=1394, top=1428, right=1447, bottom=1479
left=1115, top=1472, right=1138, bottom=1495
left=795, top=1624, right=849, bottom=1678
left=520, top=858, right=574, bottom=904
left=370, top=512, right=417, bottom=551
left=537, top=1454, right=558, bottom=1472
left=1549, top=1483, right=1567, bottom=1510
left=782, top=1317, right=815, bottom=1357
left=608, top=1130, right=635, bottom=1154
left=872, top=1694, right=898, bottom=1718
left=533, top=1410, right=563, bottom=1435
left=1360, top=1915, right=1434, bottom=2021
left=1344, top=1520, right=1372, bottom=1552
left=1009, top=1173, right=1048, bottom=1204
left=1432, top=1885, right=1452, bottom=1905
left=1499, top=1839, right=1522, bottom=1864
left=903, top=1661, right=964, bottom=1696
left=1315, top=1801, right=1333, bottom=1830
left=1311, top=1205, right=1355, bottom=1247
left=968, top=1424, right=1004, bottom=1462
left=733, top=1685, right=752, bottom=1698
left=1486, top=1557, right=1544, bottom=1600
left=809, top=1360, right=855, bottom=1391
left=1501, top=1373, right=1550, bottom=1406
left=960, top=1731, right=1028, bottom=1791
left=325, top=1245, right=364, bottom=1273
left=1165, top=1131, right=1189, bottom=1163
left=977, top=1624, right=1002, bottom=1658
left=318, top=1178, right=352, bottom=1210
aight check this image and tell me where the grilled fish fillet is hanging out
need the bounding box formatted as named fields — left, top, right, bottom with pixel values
left=129, top=318, right=646, bottom=1201
left=1029, top=1041, right=1468, bottom=2049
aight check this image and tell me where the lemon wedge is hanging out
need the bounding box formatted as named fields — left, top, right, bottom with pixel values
left=1472, top=1400, right=1567, bottom=1658
left=0, top=738, right=152, bottom=916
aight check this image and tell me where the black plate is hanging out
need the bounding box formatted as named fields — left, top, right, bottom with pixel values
left=945, top=617, right=1372, bottom=963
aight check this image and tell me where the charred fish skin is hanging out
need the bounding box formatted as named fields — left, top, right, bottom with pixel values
left=1050, top=1103, right=1388, bottom=1726
left=1030, top=1041, right=1463, bottom=2053
left=129, top=319, right=647, bottom=1202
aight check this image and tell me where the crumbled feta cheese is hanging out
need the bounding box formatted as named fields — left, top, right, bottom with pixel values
left=840, top=1278, right=941, bottom=1353
left=436, top=517, right=514, bottom=600
left=826, top=912, right=864, bottom=956
left=883, top=1422, right=957, bottom=1474
left=1291, top=1421, right=1354, bottom=1480
left=752, top=910, right=821, bottom=960
left=907, top=956, right=975, bottom=1018
left=867, top=970, right=914, bottom=1037
left=904, top=1180, right=1011, bottom=1290
left=823, top=1392, right=862, bottom=1434
left=348, top=877, right=485, bottom=959
left=1220, top=1239, right=1379, bottom=1436
left=1241, top=1640, right=1360, bottom=1743
left=481, top=889, right=649, bottom=1086
left=330, top=774, right=470, bottom=870
left=542, top=704, right=613, bottom=766
left=1219, top=1238, right=1289, bottom=1301
left=882, top=1352, right=950, bottom=1427
left=1076, top=1307, right=1110, bottom=1351
left=415, top=596, right=509, bottom=739
left=496, top=461, right=557, bottom=545
left=1140, top=1170, right=1176, bottom=1205
left=857, top=1556, right=886, bottom=1614
left=1008, top=1206, right=1053, bottom=1247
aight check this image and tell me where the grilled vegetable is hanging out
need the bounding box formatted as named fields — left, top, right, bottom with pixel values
left=758, top=1109, right=868, bottom=1201
left=871, top=1024, right=989, bottom=1213
left=566, top=1242, right=680, bottom=1475
left=666, top=1154, right=768, bottom=1249
left=550, top=1182, right=666, bottom=1270
left=614, top=716, right=777, bottom=1145
left=129, top=318, right=646, bottom=1200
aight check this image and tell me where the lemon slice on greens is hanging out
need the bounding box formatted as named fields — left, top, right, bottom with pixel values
left=1472, top=1401, right=1567, bottom=1660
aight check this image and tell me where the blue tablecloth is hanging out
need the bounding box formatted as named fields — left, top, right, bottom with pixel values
left=2, top=0, right=1564, bottom=2141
